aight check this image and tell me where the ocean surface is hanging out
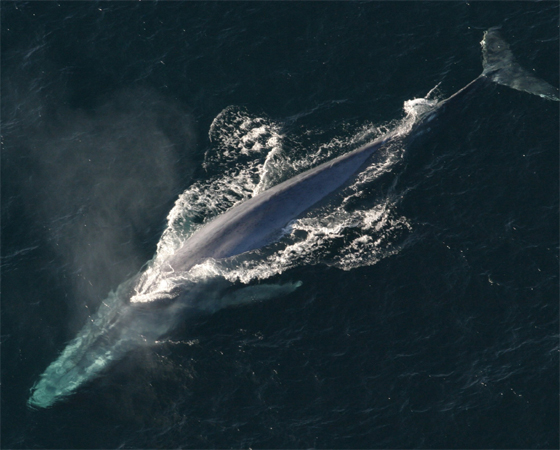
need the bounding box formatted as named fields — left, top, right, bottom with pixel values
left=1, top=2, right=559, bottom=448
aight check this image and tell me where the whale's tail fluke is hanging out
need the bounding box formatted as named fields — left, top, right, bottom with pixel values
left=481, top=27, right=559, bottom=101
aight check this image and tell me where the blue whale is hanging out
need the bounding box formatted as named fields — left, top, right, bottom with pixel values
left=27, top=29, right=558, bottom=409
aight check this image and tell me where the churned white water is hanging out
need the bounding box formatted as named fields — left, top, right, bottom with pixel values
left=131, top=97, right=435, bottom=301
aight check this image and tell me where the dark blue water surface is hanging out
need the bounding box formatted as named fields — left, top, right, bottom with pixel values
left=2, top=2, right=558, bottom=448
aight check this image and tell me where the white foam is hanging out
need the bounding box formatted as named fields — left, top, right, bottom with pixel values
left=133, top=94, right=438, bottom=301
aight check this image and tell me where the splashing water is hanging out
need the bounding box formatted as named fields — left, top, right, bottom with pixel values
left=132, top=96, right=437, bottom=301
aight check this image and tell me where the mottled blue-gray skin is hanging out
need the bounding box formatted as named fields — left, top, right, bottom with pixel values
left=166, top=133, right=395, bottom=273
left=167, top=73, right=487, bottom=274
left=28, top=28, right=559, bottom=410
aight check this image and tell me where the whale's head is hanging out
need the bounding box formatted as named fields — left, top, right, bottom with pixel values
left=27, top=288, right=187, bottom=409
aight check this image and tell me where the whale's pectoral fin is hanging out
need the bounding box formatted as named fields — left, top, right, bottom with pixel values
left=219, top=281, right=303, bottom=308
left=482, top=27, right=559, bottom=101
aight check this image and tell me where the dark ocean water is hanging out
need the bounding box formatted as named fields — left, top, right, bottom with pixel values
left=2, top=2, right=559, bottom=449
